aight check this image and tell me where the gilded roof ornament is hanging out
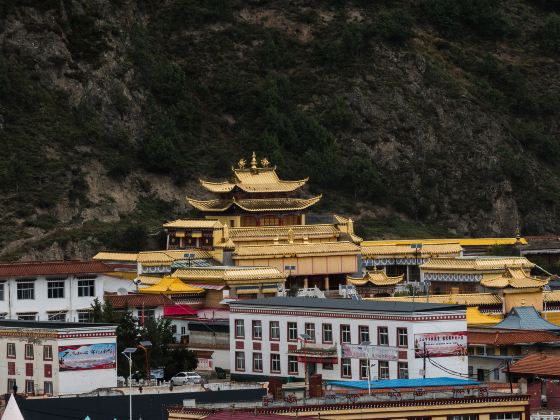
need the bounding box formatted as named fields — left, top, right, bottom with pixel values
left=251, top=151, right=257, bottom=170
left=288, top=228, right=294, bottom=244
left=261, top=157, right=270, bottom=168
left=238, top=159, right=246, bottom=169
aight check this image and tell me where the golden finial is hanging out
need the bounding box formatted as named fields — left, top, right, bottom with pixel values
left=251, top=151, right=257, bottom=169
left=261, top=157, right=270, bottom=168
left=288, top=228, right=294, bottom=244
left=238, top=159, right=246, bottom=169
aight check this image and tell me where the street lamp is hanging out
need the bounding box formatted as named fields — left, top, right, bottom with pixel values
left=137, top=341, right=152, bottom=383
left=122, top=347, right=137, bottom=420
left=360, top=341, right=373, bottom=396
left=299, top=333, right=312, bottom=399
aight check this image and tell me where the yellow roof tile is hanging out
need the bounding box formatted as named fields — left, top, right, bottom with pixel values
left=137, top=249, right=213, bottom=264
left=174, top=266, right=286, bottom=285
left=347, top=268, right=404, bottom=286
left=93, top=252, right=138, bottom=262
left=481, top=267, right=549, bottom=289
left=466, top=307, right=504, bottom=325
left=139, top=277, right=204, bottom=294
left=233, top=241, right=360, bottom=258
left=163, top=219, right=223, bottom=229
left=361, top=243, right=463, bottom=258
left=136, top=275, right=163, bottom=285
left=186, top=196, right=322, bottom=212
left=420, top=257, right=535, bottom=272
left=366, top=292, right=502, bottom=306
left=229, top=224, right=339, bottom=241
left=362, top=238, right=528, bottom=246
left=545, top=290, right=560, bottom=303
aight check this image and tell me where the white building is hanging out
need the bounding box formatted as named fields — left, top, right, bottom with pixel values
left=229, top=297, right=467, bottom=382
left=0, top=319, right=117, bottom=396
left=0, top=261, right=135, bottom=322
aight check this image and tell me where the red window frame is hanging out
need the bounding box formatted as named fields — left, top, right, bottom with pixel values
left=252, top=353, right=263, bottom=372
left=25, top=344, right=34, bottom=360
left=44, top=364, right=52, bottom=378
left=43, top=345, right=53, bottom=361
left=270, top=353, right=281, bottom=373
left=234, top=351, right=245, bottom=372
left=377, top=326, right=389, bottom=346
left=287, top=322, right=298, bottom=342
left=252, top=320, right=262, bottom=340
left=234, top=319, right=245, bottom=339
left=269, top=321, right=280, bottom=341
left=322, top=323, right=333, bottom=344
left=359, top=359, right=369, bottom=379
left=340, top=357, right=352, bottom=378
left=378, top=360, right=390, bottom=380
left=340, top=324, right=351, bottom=344
left=304, top=323, right=316, bottom=343
left=7, top=343, right=16, bottom=359
left=8, top=362, right=15, bottom=375
left=358, top=325, right=370, bottom=343
left=288, top=355, right=299, bottom=375
left=397, top=327, right=408, bottom=347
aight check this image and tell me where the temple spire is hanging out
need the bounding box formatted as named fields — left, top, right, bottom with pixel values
left=251, top=151, right=257, bottom=170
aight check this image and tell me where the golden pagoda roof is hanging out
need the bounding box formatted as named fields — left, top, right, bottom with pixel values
left=229, top=224, right=339, bottom=242
left=163, top=219, right=223, bottom=229
left=137, top=249, right=213, bottom=264
left=347, top=268, right=404, bottom=286
left=136, top=275, right=163, bottom=285
left=200, top=153, right=308, bottom=193
left=420, top=257, right=535, bottom=272
left=545, top=290, right=560, bottom=303
left=93, top=252, right=138, bottom=262
left=186, top=196, right=322, bottom=213
left=233, top=241, right=360, bottom=259
left=366, top=292, right=502, bottom=306
left=361, top=243, right=462, bottom=258
left=481, top=267, right=549, bottom=289
left=173, top=266, right=286, bottom=285
left=138, top=277, right=204, bottom=295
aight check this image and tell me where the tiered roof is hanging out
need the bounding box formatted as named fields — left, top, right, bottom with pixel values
left=229, top=224, right=339, bottom=242
left=137, top=250, right=213, bottom=265
left=174, top=266, right=286, bottom=285
left=163, top=220, right=223, bottom=229
left=347, top=268, right=404, bottom=286
left=187, top=153, right=321, bottom=213
left=480, top=267, right=549, bottom=289
left=367, top=293, right=502, bottom=306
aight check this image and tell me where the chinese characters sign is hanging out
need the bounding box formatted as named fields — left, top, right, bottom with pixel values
left=58, top=343, right=116, bottom=371
left=414, top=332, right=467, bottom=358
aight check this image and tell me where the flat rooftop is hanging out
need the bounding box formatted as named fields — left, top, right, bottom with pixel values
left=0, top=320, right=115, bottom=329
left=230, top=297, right=466, bottom=313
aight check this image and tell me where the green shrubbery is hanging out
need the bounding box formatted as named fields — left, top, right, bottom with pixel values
left=539, top=13, right=560, bottom=53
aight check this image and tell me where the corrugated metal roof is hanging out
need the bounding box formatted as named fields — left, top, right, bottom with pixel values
left=93, top=252, right=138, bottom=262
left=327, top=377, right=479, bottom=390
left=0, top=261, right=111, bottom=277
left=468, top=330, right=560, bottom=345
left=509, top=353, right=560, bottom=378
left=233, top=241, right=360, bottom=258
left=494, top=306, right=560, bottom=331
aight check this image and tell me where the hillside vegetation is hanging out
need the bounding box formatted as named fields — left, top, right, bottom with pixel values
left=1, top=0, right=559, bottom=259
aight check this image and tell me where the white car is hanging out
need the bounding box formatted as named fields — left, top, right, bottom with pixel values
left=170, top=371, right=204, bottom=385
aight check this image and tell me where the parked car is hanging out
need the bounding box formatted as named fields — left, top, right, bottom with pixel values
left=170, top=371, right=204, bottom=385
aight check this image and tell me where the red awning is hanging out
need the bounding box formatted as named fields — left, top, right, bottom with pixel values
left=163, top=304, right=197, bottom=316
left=296, top=355, right=338, bottom=364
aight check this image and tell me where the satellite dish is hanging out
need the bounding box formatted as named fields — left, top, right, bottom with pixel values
left=117, top=288, right=128, bottom=296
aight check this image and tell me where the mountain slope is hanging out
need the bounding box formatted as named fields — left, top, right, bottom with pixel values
left=1, top=0, right=559, bottom=259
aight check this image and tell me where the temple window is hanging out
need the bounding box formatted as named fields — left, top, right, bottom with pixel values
left=282, top=215, right=300, bottom=226
left=241, top=216, right=258, bottom=227
left=260, top=215, right=279, bottom=226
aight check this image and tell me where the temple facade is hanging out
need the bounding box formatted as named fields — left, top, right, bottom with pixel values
left=186, top=152, right=320, bottom=228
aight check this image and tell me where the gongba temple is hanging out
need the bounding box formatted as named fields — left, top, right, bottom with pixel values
left=186, top=152, right=321, bottom=228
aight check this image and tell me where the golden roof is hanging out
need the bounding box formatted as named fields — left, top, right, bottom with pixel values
left=174, top=266, right=286, bottom=285
left=163, top=219, right=223, bottom=229
left=137, top=249, right=213, bottom=264
left=139, top=277, right=204, bottom=295
left=361, top=243, right=463, bottom=258
left=199, top=155, right=308, bottom=193
left=466, top=307, right=504, bottom=325
left=186, top=196, right=322, bottom=213
left=366, top=292, right=502, bottom=306
left=481, top=267, right=549, bottom=289
left=347, top=268, right=404, bottom=286
left=421, top=257, right=535, bottom=272
left=93, top=252, right=138, bottom=262
left=545, top=290, right=560, bottom=303
left=136, top=275, right=163, bottom=285
left=229, top=224, right=339, bottom=241
left=362, top=238, right=528, bottom=246
left=233, top=241, right=360, bottom=259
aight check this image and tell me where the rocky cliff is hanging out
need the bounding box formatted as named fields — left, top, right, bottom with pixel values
left=1, top=0, right=559, bottom=260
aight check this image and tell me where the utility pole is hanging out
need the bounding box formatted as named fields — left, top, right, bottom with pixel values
left=506, top=359, right=513, bottom=394
left=423, top=342, right=426, bottom=379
